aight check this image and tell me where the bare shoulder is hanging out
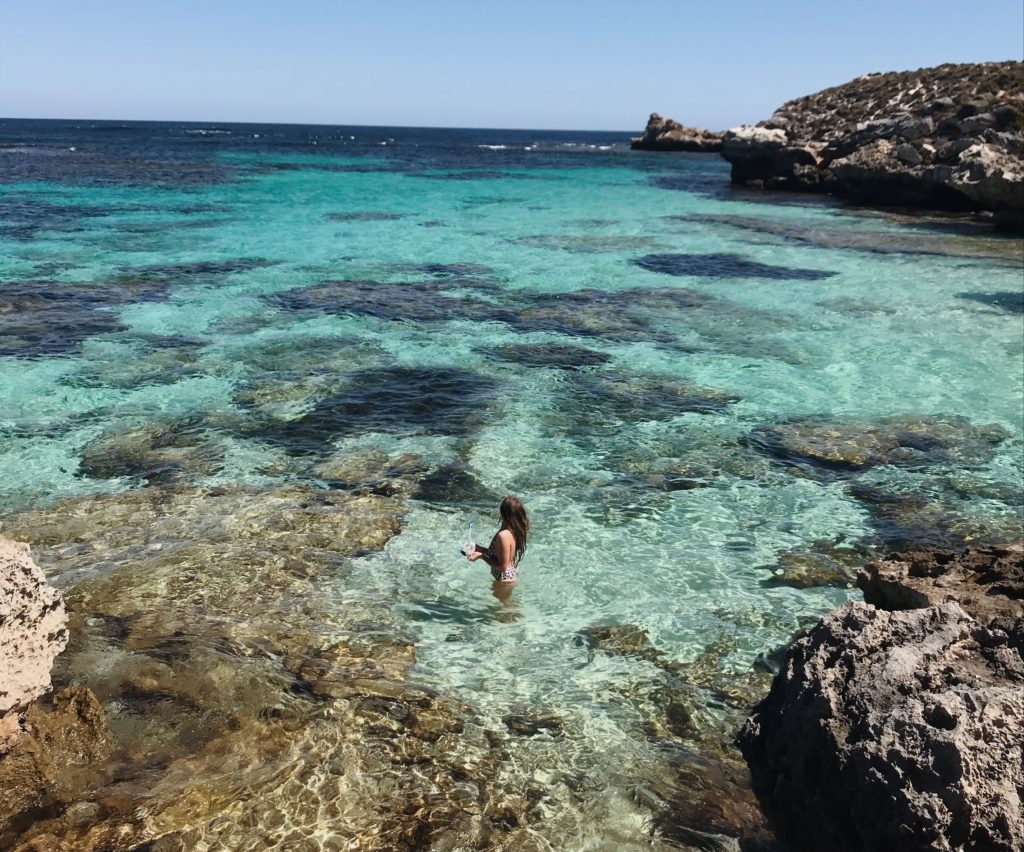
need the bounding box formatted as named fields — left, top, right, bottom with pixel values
left=496, top=529, right=515, bottom=556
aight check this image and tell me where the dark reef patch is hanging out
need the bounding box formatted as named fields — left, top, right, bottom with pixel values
left=0, top=197, right=120, bottom=241
left=632, top=252, right=837, bottom=281
left=397, top=262, right=494, bottom=279
left=325, top=211, right=406, bottom=222
left=121, top=258, right=276, bottom=279
left=512, top=234, right=665, bottom=253
left=253, top=366, right=500, bottom=455
left=956, top=291, right=1024, bottom=314
left=549, top=372, right=738, bottom=435
left=79, top=418, right=226, bottom=485
left=0, top=147, right=235, bottom=189
left=267, top=279, right=514, bottom=324
left=847, top=483, right=1023, bottom=552
left=676, top=213, right=1024, bottom=264
left=507, top=286, right=712, bottom=344
left=412, top=465, right=501, bottom=505
left=485, top=342, right=611, bottom=370
left=0, top=277, right=173, bottom=357
left=410, top=170, right=535, bottom=181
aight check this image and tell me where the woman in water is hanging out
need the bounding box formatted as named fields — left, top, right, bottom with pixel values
left=466, top=496, right=530, bottom=589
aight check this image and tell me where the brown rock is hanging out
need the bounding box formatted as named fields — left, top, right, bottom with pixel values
left=859, top=541, right=1024, bottom=626
left=721, top=61, right=1024, bottom=228
left=739, top=543, right=1024, bottom=852
left=631, top=112, right=724, bottom=152
left=0, top=686, right=112, bottom=845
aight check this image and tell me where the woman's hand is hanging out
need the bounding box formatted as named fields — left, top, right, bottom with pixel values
left=467, top=551, right=482, bottom=561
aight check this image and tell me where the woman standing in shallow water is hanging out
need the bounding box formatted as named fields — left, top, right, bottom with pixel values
left=466, top=496, right=530, bottom=602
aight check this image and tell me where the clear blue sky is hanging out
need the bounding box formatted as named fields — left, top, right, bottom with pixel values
left=2, top=1, right=1022, bottom=130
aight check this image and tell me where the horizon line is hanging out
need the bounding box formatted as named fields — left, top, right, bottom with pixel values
left=0, top=115, right=648, bottom=135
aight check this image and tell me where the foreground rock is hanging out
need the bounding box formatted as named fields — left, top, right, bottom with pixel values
left=722, top=61, right=1024, bottom=228
left=739, top=543, right=1024, bottom=852
left=0, top=687, right=112, bottom=847
left=631, top=113, right=724, bottom=152
left=0, top=536, right=69, bottom=752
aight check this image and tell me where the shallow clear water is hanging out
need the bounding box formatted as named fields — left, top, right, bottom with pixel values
left=2, top=119, right=1022, bottom=848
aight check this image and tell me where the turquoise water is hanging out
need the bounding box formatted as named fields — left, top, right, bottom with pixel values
left=2, top=120, right=1022, bottom=848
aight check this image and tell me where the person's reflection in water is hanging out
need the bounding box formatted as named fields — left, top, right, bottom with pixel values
left=491, top=579, right=521, bottom=623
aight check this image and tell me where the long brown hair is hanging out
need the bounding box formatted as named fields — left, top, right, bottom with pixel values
left=499, top=495, right=530, bottom=565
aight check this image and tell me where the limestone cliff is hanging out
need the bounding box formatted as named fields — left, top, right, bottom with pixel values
left=722, top=61, right=1024, bottom=228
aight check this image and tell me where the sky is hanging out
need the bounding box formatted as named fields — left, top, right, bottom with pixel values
left=2, top=1, right=1022, bottom=130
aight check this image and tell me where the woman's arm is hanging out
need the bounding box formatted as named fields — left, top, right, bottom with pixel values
left=468, top=542, right=498, bottom=567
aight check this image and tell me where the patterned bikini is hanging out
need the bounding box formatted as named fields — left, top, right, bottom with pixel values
left=485, top=546, right=519, bottom=582
left=490, top=562, right=519, bottom=583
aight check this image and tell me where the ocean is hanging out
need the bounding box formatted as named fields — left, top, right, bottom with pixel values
left=2, top=118, right=1022, bottom=849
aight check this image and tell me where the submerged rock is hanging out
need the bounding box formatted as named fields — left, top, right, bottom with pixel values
left=315, top=447, right=428, bottom=497
left=267, top=278, right=513, bottom=324
left=555, top=370, right=738, bottom=430
left=739, top=543, right=1024, bottom=852
left=721, top=61, right=1024, bottom=228
left=581, top=624, right=775, bottom=848
left=412, top=464, right=501, bottom=505
left=503, top=711, right=564, bottom=737
left=485, top=342, right=611, bottom=370
left=254, top=365, right=501, bottom=455
left=677, top=212, right=1024, bottom=264
left=630, top=113, right=725, bottom=152
left=761, top=542, right=868, bottom=589
left=748, top=415, right=1009, bottom=475
left=632, top=252, right=836, bottom=281
left=848, top=483, right=1023, bottom=552
left=325, top=211, right=405, bottom=221
left=78, top=418, right=226, bottom=485
left=956, top=290, right=1024, bottom=314
left=0, top=686, right=112, bottom=847
left=0, top=536, right=69, bottom=752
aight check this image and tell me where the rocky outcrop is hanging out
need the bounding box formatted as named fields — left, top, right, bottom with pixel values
left=631, top=113, right=724, bottom=152
left=0, top=536, right=68, bottom=752
left=722, top=62, right=1024, bottom=228
left=738, top=543, right=1024, bottom=852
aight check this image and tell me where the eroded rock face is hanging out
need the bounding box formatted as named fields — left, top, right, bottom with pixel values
left=859, top=542, right=1024, bottom=634
left=0, top=536, right=69, bottom=752
left=631, top=113, right=724, bottom=152
left=739, top=543, right=1024, bottom=852
left=721, top=61, right=1024, bottom=228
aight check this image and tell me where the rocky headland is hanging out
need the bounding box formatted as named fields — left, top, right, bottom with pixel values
left=739, top=542, right=1024, bottom=852
left=721, top=61, right=1024, bottom=229
left=631, top=113, right=724, bottom=152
